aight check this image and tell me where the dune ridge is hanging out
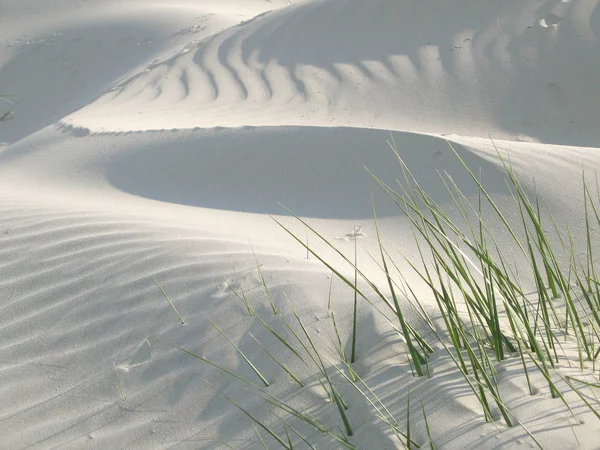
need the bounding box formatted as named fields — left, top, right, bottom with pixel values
left=64, top=0, right=600, bottom=146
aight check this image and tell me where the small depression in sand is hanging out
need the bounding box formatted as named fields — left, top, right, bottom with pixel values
left=107, top=126, right=506, bottom=219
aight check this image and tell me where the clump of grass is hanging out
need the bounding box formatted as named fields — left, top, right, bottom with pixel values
left=284, top=139, right=599, bottom=434
left=168, top=138, right=600, bottom=448
left=394, top=138, right=599, bottom=420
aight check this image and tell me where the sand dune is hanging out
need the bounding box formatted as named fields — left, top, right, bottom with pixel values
left=64, top=0, right=600, bottom=146
left=2, top=0, right=600, bottom=448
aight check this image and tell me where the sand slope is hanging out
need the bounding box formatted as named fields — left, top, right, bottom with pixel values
left=64, top=0, right=600, bottom=146
left=1, top=0, right=600, bottom=448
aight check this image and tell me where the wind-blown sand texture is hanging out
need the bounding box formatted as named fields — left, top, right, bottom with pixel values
left=1, top=0, right=600, bottom=448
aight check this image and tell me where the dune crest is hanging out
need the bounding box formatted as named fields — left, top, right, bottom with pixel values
left=64, top=0, right=600, bottom=146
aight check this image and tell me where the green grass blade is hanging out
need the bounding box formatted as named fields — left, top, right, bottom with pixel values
left=226, top=395, right=291, bottom=449
left=204, top=315, right=270, bottom=387
left=153, top=277, right=185, bottom=325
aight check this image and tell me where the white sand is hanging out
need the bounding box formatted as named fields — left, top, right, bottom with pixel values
left=1, top=0, right=600, bottom=448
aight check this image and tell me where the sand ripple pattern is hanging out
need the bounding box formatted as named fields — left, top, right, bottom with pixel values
left=0, top=200, right=307, bottom=449
left=66, top=0, right=600, bottom=146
